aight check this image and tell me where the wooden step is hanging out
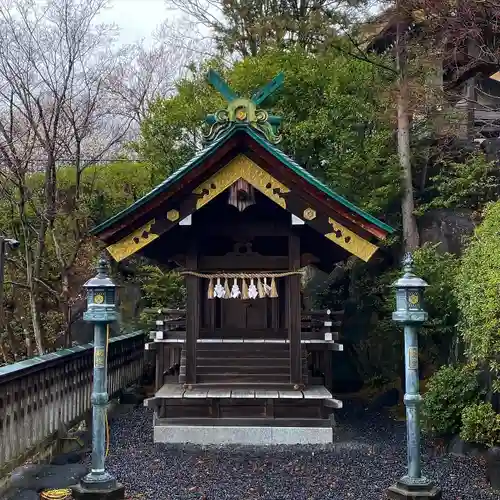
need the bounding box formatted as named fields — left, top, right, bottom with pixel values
left=196, top=365, right=290, bottom=375
left=196, top=357, right=290, bottom=367
left=197, top=374, right=291, bottom=383
left=196, top=343, right=289, bottom=351
left=196, top=348, right=290, bottom=359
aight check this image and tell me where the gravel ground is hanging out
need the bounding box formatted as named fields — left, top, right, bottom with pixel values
left=87, top=400, right=500, bottom=500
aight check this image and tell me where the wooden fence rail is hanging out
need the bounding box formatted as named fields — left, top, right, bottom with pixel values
left=0, top=330, right=145, bottom=477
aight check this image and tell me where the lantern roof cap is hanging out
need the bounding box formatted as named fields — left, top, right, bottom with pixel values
left=83, top=255, right=116, bottom=288
left=392, top=252, right=428, bottom=289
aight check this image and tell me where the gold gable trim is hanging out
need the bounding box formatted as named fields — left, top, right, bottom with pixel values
left=194, top=154, right=289, bottom=210
left=106, top=219, right=159, bottom=262
left=325, top=217, right=378, bottom=262
left=105, top=154, right=379, bottom=263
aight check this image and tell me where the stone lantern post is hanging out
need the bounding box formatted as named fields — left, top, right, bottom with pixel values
left=72, top=256, right=125, bottom=500
left=387, top=253, right=441, bottom=500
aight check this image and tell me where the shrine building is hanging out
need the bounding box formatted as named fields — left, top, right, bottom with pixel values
left=92, top=71, right=394, bottom=445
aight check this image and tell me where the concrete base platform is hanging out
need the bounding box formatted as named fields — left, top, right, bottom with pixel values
left=154, top=425, right=333, bottom=445
left=71, top=483, right=125, bottom=499
left=387, top=480, right=442, bottom=500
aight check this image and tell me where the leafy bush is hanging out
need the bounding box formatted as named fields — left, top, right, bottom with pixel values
left=456, top=201, right=500, bottom=387
left=136, top=265, right=186, bottom=329
left=422, top=364, right=481, bottom=437
left=419, top=152, right=499, bottom=212
left=461, top=402, right=500, bottom=448
left=413, top=243, right=460, bottom=363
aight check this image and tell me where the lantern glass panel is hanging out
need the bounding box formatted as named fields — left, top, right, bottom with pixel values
left=407, top=288, right=421, bottom=311
left=106, top=288, right=115, bottom=305
left=396, top=289, right=407, bottom=311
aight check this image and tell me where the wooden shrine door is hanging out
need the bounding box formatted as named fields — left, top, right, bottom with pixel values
left=221, top=299, right=268, bottom=330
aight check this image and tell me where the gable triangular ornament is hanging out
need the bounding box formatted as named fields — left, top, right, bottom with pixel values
left=203, top=70, right=284, bottom=145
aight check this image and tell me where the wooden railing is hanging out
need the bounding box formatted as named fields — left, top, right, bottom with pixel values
left=0, top=330, right=145, bottom=476
left=150, top=308, right=343, bottom=342
left=300, top=309, right=343, bottom=341
left=151, top=308, right=186, bottom=341
left=147, top=308, right=344, bottom=391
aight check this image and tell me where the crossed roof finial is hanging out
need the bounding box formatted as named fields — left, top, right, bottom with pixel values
left=203, top=70, right=284, bottom=144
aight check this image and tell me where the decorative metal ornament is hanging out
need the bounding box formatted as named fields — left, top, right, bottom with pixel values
left=167, top=209, right=180, bottom=222
left=94, top=293, right=104, bottom=304
left=203, top=70, right=284, bottom=145
left=235, top=107, right=247, bottom=121
left=228, top=179, right=256, bottom=211
left=303, top=207, right=316, bottom=221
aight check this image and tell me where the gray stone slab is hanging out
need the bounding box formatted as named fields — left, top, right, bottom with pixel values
left=184, top=388, right=209, bottom=398
left=278, top=390, right=303, bottom=399
left=156, top=384, right=185, bottom=398
left=230, top=389, right=255, bottom=398
left=302, top=386, right=332, bottom=399
left=207, top=388, right=232, bottom=397
left=324, top=398, right=343, bottom=409
left=271, top=427, right=333, bottom=445
left=255, top=389, right=279, bottom=398
left=154, top=425, right=332, bottom=445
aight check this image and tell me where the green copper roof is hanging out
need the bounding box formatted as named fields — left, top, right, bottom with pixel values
left=92, top=124, right=394, bottom=236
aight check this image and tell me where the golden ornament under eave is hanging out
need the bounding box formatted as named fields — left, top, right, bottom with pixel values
left=303, top=207, right=316, bottom=221
left=167, top=209, right=180, bottom=222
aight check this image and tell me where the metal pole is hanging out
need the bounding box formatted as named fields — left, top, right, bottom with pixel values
left=403, top=324, right=422, bottom=480
left=90, top=322, right=108, bottom=475
left=80, top=317, right=115, bottom=490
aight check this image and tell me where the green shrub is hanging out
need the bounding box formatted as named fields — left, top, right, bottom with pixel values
left=457, top=201, right=500, bottom=385
left=413, top=243, right=459, bottom=341
left=422, top=364, right=481, bottom=437
left=461, top=402, right=500, bottom=448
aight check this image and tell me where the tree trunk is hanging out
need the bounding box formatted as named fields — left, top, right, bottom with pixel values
left=396, top=19, right=420, bottom=252
left=29, top=291, right=44, bottom=354
left=5, top=322, right=19, bottom=361
left=0, top=341, right=7, bottom=364
left=24, top=328, right=33, bottom=358
left=60, top=270, right=72, bottom=348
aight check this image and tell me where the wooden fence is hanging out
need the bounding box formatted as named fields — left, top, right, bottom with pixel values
left=0, top=330, right=145, bottom=477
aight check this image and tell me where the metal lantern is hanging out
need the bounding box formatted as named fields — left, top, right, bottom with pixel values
left=392, top=253, right=428, bottom=325
left=83, top=257, right=118, bottom=323
left=387, top=252, right=441, bottom=500
left=73, top=255, right=124, bottom=499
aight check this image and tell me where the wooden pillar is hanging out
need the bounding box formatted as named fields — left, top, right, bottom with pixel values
left=185, top=246, right=199, bottom=385
left=288, top=232, right=302, bottom=387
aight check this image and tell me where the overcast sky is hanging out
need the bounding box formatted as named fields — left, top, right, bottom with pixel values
left=98, top=0, right=173, bottom=45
